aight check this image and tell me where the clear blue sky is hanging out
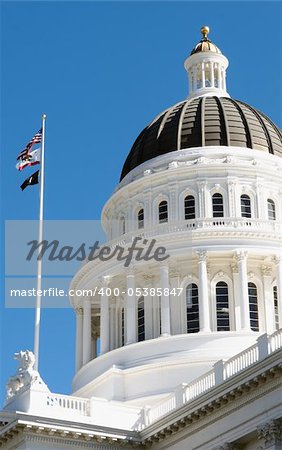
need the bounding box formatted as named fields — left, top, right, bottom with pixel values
left=1, top=1, right=281, bottom=405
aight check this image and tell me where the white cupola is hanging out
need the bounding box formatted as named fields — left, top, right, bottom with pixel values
left=184, top=26, right=230, bottom=100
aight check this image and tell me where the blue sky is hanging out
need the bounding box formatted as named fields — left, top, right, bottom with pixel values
left=1, top=1, right=281, bottom=405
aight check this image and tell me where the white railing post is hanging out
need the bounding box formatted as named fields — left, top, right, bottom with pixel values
left=257, top=333, right=269, bottom=360
left=175, top=383, right=188, bottom=408
left=213, top=359, right=224, bottom=384
left=141, top=405, right=151, bottom=428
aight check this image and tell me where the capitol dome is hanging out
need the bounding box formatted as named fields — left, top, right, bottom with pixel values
left=120, top=96, right=282, bottom=180
left=120, top=26, right=282, bottom=181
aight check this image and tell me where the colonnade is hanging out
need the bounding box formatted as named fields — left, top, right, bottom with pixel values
left=75, top=253, right=282, bottom=371
left=188, top=61, right=226, bottom=93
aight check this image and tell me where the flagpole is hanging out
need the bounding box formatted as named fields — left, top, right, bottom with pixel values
left=34, top=113, right=46, bottom=371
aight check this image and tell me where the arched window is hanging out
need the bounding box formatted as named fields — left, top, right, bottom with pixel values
left=212, top=193, right=224, bottom=217
left=159, top=201, right=168, bottom=223
left=273, top=286, right=279, bottom=330
left=267, top=199, right=276, bottom=221
left=121, top=307, right=125, bottom=346
left=241, top=195, right=252, bottom=218
left=138, top=208, right=144, bottom=229
left=121, top=217, right=126, bottom=235
left=137, top=296, right=145, bottom=342
left=186, top=284, right=200, bottom=333
left=184, top=195, right=195, bottom=220
left=216, top=281, right=230, bottom=331
left=248, top=282, right=259, bottom=331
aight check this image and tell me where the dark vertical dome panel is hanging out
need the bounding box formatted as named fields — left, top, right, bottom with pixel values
left=120, top=97, right=282, bottom=181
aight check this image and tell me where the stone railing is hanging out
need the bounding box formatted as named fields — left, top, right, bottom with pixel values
left=143, top=330, right=282, bottom=427
left=110, top=218, right=281, bottom=246
left=45, top=392, right=89, bottom=417
left=11, top=330, right=281, bottom=431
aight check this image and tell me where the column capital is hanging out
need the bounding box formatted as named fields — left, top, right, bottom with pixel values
left=261, top=265, right=272, bottom=277
left=126, top=266, right=135, bottom=277
left=231, top=263, right=239, bottom=274
left=234, top=250, right=248, bottom=262
left=257, top=418, right=282, bottom=445
left=272, top=255, right=281, bottom=265
left=197, top=250, right=207, bottom=262
left=101, top=275, right=112, bottom=287
left=75, top=307, right=83, bottom=315
left=197, top=180, right=206, bottom=189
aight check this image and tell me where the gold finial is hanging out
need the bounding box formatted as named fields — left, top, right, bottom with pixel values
left=201, top=25, right=210, bottom=40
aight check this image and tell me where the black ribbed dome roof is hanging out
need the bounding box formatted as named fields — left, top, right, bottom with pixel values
left=120, top=97, right=282, bottom=180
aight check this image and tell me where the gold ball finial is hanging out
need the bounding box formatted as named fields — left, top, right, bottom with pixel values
left=201, top=25, right=210, bottom=40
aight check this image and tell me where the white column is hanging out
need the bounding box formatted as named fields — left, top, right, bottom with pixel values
left=201, top=62, right=205, bottom=88
left=198, top=181, right=206, bottom=217
left=274, top=256, right=282, bottom=328
left=222, top=68, right=226, bottom=91
left=193, top=65, right=197, bottom=91
left=227, top=180, right=236, bottom=217
left=210, top=61, right=214, bottom=87
left=197, top=251, right=211, bottom=332
left=235, top=251, right=251, bottom=331
left=126, top=271, right=137, bottom=344
left=143, top=275, right=154, bottom=340
left=169, top=183, right=177, bottom=221
left=75, top=308, right=83, bottom=372
left=231, top=263, right=241, bottom=330
left=160, top=265, right=171, bottom=336
left=218, top=64, right=222, bottom=90
left=100, top=282, right=110, bottom=355
left=144, top=189, right=152, bottom=227
left=188, top=70, right=192, bottom=93
left=82, top=299, right=92, bottom=365
left=262, top=266, right=275, bottom=334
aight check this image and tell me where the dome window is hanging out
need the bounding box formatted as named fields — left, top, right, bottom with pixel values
left=216, top=282, right=230, bottom=331
left=186, top=284, right=200, bottom=333
left=248, top=282, right=259, bottom=331
left=267, top=199, right=276, bottom=221
left=184, top=195, right=196, bottom=220
left=121, top=307, right=125, bottom=346
left=212, top=193, right=224, bottom=218
left=241, top=195, right=252, bottom=218
left=137, top=296, right=145, bottom=342
left=273, top=286, right=279, bottom=330
left=138, top=208, right=144, bottom=229
left=159, top=201, right=168, bottom=223
left=120, top=217, right=126, bottom=235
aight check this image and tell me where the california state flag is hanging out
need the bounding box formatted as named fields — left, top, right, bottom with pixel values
left=16, top=148, right=40, bottom=171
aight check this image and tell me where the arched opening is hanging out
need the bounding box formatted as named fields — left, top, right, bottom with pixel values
left=267, top=199, right=276, bottom=221
left=212, top=193, right=224, bottom=217
left=273, top=286, right=279, bottom=330
left=248, top=282, right=259, bottom=331
left=138, top=208, right=144, bottom=229
left=184, top=195, right=195, bottom=220
left=186, top=283, right=200, bottom=333
left=137, top=296, right=145, bottom=342
left=241, top=195, right=252, bottom=218
left=121, top=307, right=125, bottom=346
left=159, top=200, right=168, bottom=223
left=215, top=281, right=230, bottom=331
left=120, top=216, right=126, bottom=235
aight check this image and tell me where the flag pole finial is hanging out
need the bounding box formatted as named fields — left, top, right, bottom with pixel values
left=42, top=113, right=47, bottom=120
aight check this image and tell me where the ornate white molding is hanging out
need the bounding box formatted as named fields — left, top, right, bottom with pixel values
left=257, top=418, right=282, bottom=445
